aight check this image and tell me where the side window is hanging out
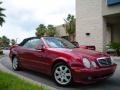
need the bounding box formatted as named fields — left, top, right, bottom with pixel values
left=23, top=40, right=32, bottom=48
left=30, top=39, right=44, bottom=49
left=23, top=38, right=44, bottom=49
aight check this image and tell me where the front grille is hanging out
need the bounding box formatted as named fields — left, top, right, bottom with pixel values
left=97, top=57, right=112, bottom=67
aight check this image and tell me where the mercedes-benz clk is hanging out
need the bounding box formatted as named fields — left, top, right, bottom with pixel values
left=9, top=37, right=117, bottom=86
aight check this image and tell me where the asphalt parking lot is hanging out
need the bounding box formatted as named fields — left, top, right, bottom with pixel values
left=0, top=50, right=120, bottom=90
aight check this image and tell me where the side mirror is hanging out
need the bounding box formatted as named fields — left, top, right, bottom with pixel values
left=35, top=45, right=45, bottom=51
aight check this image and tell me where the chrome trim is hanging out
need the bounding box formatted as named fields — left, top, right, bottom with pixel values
left=97, top=57, right=112, bottom=67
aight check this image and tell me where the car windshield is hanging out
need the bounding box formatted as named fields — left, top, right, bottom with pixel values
left=44, top=37, right=77, bottom=49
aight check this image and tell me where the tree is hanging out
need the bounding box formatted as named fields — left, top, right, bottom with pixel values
left=35, top=24, right=46, bottom=37
left=46, top=25, right=56, bottom=36
left=0, top=37, right=2, bottom=45
left=0, top=2, right=6, bottom=26
left=109, top=42, right=120, bottom=56
left=1, top=36, right=10, bottom=47
left=11, top=39, right=16, bottom=45
left=64, top=14, right=76, bottom=41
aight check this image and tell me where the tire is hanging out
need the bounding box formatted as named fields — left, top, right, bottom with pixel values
left=12, top=57, right=20, bottom=71
left=53, top=62, right=72, bottom=86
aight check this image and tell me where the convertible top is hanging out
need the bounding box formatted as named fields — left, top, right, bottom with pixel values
left=19, top=37, right=38, bottom=46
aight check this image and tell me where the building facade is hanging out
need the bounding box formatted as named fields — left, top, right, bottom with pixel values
left=55, top=24, right=69, bottom=40
left=76, top=0, right=120, bottom=52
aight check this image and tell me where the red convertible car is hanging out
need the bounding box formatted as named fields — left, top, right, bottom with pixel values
left=9, top=37, right=117, bottom=86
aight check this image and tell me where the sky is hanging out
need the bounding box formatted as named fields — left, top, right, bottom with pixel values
left=0, top=0, right=75, bottom=43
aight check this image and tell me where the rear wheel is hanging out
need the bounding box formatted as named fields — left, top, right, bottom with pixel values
left=53, top=62, right=72, bottom=86
left=12, top=57, right=20, bottom=71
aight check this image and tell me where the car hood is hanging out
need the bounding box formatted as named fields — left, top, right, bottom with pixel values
left=49, top=48, right=108, bottom=59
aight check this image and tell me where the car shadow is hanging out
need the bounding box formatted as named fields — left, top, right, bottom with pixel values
left=1, top=57, right=120, bottom=90
left=14, top=69, right=120, bottom=90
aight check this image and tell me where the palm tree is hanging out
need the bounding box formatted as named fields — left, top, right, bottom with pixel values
left=35, top=24, right=46, bottom=37
left=64, top=14, right=76, bottom=42
left=46, top=24, right=56, bottom=36
left=0, top=2, right=5, bottom=26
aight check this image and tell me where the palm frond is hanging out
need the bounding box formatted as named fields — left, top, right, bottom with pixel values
left=0, top=17, right=5, bottom=26
left=0, top=2, right=6, bottom=27
left=0, top=13, right=6, bottom=17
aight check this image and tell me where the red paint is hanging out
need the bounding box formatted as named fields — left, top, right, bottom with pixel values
left=9, top=37, right=117, bottom=84
left=79, top=45, right=96, bottom=51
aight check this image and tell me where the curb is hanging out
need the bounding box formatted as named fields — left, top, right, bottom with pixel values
left=111, top=56, right=120, bottom=61
left=0, top=58, right=57, bottom=90
left=0, top=55, right=4, bottom=58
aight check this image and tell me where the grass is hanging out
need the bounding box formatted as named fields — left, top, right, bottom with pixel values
left=0, top=71, right=48, bottom=90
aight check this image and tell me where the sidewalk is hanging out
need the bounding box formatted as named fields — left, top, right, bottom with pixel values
left=111, top=56, right=120, bottom=61
left=0, top=57, right=57, bottom=90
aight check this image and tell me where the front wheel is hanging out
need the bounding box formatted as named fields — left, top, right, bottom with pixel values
left=53, top=63, right=72, bottom=86
left=12, top=57, right=20, bottom=71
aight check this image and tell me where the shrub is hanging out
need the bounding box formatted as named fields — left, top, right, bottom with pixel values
left=109, top=42, right=120, bottom=56
left=0, top=50, right=3, bottom=55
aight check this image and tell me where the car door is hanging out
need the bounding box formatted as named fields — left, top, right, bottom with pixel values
left=27, top=38, right=47, bottom=72
left=20, top=38, right=49, bottom=72
left=18, top=39, right=34, bottom=69
left=29, top=38, right=54, bottom=74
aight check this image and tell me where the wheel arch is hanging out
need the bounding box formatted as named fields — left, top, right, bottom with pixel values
left=51, top=59, right=73, bottom=86
left=51, top=59, right=70, bottom=74
left=11, top=54, right=16, bottom=61
left=11, top=54, right=19, bottom=62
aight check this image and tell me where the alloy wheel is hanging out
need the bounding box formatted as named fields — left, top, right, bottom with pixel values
left=54, top=64, right=72, bottom=85
left=12, top=57, right=19, bottom=70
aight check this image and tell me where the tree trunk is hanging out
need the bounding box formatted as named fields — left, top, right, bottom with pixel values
left=69, top=34, right=75, bottom=42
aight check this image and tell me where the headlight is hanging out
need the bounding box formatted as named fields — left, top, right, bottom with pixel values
left=91, top=61, right=97, bottom=67
left=83, top=58, right=91, bottom=68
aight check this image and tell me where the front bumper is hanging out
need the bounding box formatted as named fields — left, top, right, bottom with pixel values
left=71, top=64, right=117, bottom=84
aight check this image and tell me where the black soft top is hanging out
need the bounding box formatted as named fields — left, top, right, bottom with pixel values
left=19, top=37, right=39, bottom=46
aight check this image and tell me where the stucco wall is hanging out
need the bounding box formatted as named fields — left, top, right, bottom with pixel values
left=112, top=24, right=120, bottom=42
left=76, top=0, right=105, bottom=51
left=105, top=25, right=111, bottom=45
left=55, top=25, right=68, bottom=37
